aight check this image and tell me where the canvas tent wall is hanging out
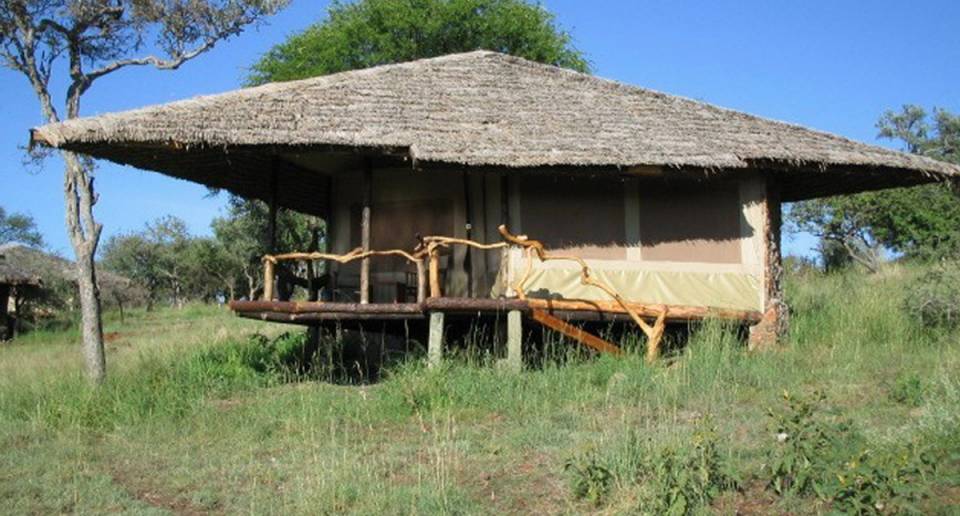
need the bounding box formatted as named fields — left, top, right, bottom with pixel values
left=312, top=160, right=770, bottom=311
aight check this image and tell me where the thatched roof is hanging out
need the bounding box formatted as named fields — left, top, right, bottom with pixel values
left=31, top=51, right=958, bottom=210
left=0, top=243, right=146, bottom=302
left=0, top=247, right=41, bottom=286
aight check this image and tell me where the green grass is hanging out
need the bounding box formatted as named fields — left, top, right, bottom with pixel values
left=1, top=265, right=958, bottom=514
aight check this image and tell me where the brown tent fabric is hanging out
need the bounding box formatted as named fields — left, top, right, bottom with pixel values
left=30, top=51, right=958, bottom=210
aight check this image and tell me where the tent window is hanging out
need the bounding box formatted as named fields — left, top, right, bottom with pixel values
left=638, top=186, right=743, bottom=264
left=519, top=176, right=627, bottom=260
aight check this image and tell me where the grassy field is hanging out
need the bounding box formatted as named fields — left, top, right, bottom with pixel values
left=1, top=266, right=958, bottom=514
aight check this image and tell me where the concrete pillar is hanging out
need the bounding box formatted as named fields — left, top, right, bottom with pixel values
left=428, top=311, right=444, bottom=367
left=506, top=310, right=523, bottom=372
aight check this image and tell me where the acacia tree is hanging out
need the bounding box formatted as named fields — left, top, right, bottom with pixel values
left=0, top=206, right=44, bottom=248
left=788, top=106, right=960, bottom=270
left=0, top=0, right=285, bottom=384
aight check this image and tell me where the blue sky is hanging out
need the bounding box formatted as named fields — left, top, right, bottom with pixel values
left=2, top=0, right=958, bottom=258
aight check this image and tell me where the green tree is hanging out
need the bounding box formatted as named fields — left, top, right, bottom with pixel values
left=248, top=0, right=588, bottom=85
left=788, top=106, right=960, bottom=269
left=102, top=216, right=224, bottom=308
left=1, top=0, right=286, bottom=384
left=211, top=198, right=322, bottom=300
left=0, top=207, right=43, bottom=248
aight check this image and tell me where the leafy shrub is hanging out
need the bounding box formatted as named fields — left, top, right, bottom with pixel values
left=564, top=454, right=614, bottom=506
left=632, top=421, right=740, bottom=515
left=765, top=391, right=938, bottom=513
left=765, top=391, right=857, bottom=497
left=904, top=261, right=960, bottom=329
left=889, top=373, right=926, bottom=407
left=823, top=446, right=936, bottom=515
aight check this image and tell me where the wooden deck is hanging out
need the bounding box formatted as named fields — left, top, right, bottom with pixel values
left=229, top=298, right=763, bottom=325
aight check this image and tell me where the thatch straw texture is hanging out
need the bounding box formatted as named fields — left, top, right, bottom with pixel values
left=31, top=51, right=958, bottom=204
left=0, top=252, right=40, bottom=286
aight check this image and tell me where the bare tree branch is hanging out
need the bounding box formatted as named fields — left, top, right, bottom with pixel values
left=84, top=32, right=222, bottom=81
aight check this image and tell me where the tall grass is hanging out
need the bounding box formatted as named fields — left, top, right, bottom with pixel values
left=0, top=264, right=957, bottom=513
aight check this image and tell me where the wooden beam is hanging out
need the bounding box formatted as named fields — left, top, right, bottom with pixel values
left=530, top=309, right=623, bottom=355
left=231, top=300, right=423, bottom=314
left=525, top=298, right=762, bottom=324
left=423, top=297, right=529, bottom=313
left=360, top=163, right=372, bottom=304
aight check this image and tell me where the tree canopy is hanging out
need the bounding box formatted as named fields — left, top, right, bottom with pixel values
left=788, top=106, right=960, bottom=269
left=0, top=207, right=44, bottom=248
left=248, top=0, right=589, bottom=85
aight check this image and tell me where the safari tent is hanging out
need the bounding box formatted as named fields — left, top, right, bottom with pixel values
left=31, top=51, right=959, bottom=360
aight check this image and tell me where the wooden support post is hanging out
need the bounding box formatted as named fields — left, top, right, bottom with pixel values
left=506, top=309, right=523, bottom=372
left=266, top=173, right=278, bottom=253
left=428, top=311, right=444, bottom=367
left=416, top=258, right=427, bottom=303
left=263, top=259, right=274, bottom=301
left=264, top=168, right=278, bottom=301
left=750, top=179, right=785, bottom=351
left=360, top=164, right=372, bottom=304
left=644, top=311, right=667, bottom=363
left=428, top=249, right=441, bottom=298
left=323, top=174, right=336, bottom=301
left=462, top=171, right=473, bottom=297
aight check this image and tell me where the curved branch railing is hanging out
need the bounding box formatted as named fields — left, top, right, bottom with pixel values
left=495, top=225, right=667, bottom=361
left=261, top=226, right=668, bottom=360
left=263, top=247, right=426, bottom=302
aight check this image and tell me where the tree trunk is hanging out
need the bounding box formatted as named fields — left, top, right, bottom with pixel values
left=76, top=253, right=106, bottom=383
left=63, top=151, right=106, bottom=385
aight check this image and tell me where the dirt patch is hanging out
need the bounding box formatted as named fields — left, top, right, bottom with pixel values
left=109, top=465, right=216, bottom=515
left=712, top=481, right=786, bottom=516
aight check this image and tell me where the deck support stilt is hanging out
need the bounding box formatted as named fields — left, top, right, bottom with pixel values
left=360, top=164, right=372, bottom=304
left=428, top=311, right=444, bottom=367
left=506, top=309, right=523, bottom=371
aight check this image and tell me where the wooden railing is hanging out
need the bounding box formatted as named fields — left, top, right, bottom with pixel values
left=263, top=247, right=425, bottom=303
left=494, top=225, right=668, bottom=361
left=261, top=225, right=673, bottom=360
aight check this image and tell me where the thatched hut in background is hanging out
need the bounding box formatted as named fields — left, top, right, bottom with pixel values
left=0, top=244, right=146, bottom=337
left=0, top=251, right=40, bottom=340
left=30, top=51, right=959, bottom=361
